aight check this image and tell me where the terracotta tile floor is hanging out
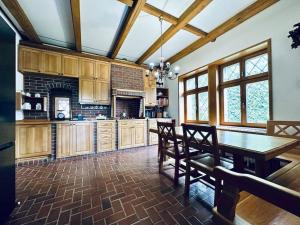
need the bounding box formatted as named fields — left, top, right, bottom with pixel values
left=7, top=146, right=214, bottom=225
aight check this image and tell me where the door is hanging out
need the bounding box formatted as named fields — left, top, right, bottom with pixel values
left=119, top=124, right=134, bottom=149
left=62, top=55, right=79, bottom=77
left=72, top=123, right=93, bottom=155
left=95, top=62, right=110, bottom=81
left=19, top=47, right=41, bottom=73
left=0, top=15, right=16, bottom=223
left=16, top=125, right=51, bottom=158
left=79, top=58, right=96, bottom=78
left=79, top=78, right=94, bottom=103
left=56, top=124, right=72, bottom=158
left=41, top=51, right=62, bottom=75
left=94, top=81, right=110, bottom=104
left=134, top=122, right=146, bottom=147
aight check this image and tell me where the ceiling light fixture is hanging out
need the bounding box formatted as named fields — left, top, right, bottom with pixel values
left=145, top=16, right=180, bottom=86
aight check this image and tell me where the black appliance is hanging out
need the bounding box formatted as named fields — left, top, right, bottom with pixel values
left=0, top=16, right=16, bottom=223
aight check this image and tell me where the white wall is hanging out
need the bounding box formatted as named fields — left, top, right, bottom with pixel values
left=0, top=11, right=24, bottom=120
left=166, top=0, right=300, bottom=123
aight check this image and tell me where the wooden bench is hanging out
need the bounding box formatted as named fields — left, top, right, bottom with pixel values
left=213, top=165, right=300, bottom=225
left=267, top=120, right=300, bottom=162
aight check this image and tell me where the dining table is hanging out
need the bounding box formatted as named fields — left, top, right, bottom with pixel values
left=149, top=127, right=300, bottom=178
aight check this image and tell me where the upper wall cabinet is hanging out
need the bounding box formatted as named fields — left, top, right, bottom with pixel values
left=79, top=58, right=96, bottom=79
left=95, top=62, right=110, bottom=82
left=19, top=47, right=42, bottom=73
left=62, top=55, right=79, bottom=77
left=41, top=51, right=62, bottom=75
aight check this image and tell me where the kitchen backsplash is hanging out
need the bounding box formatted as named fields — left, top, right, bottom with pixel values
left=23, top=74, right=111, bottom=120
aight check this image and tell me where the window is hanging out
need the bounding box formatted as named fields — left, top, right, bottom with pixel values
left=219, top=50, right=271, bottom=127
left=184, top=71, right=209, bottom=123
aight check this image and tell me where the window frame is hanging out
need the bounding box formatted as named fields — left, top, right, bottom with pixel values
left=219, top=49, right=272, bottom=128
left=183, top=71, right=209, bottom=124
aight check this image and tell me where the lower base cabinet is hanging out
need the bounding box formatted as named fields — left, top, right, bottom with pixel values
left=118, top=120, right=146, bottom=150
left=97, top=120, right=116, bottom=152
left=56, top=122, right=94, bottom=158
left=16, top=124, right=51, bottom=159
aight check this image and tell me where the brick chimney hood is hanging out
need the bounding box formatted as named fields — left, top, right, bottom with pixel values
left=111, top=64, right=145, bottom=91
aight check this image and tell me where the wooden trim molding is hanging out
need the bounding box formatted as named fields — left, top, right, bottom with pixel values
left=136, top=0, right=212, bottom=64
left=20, top=41, right=148, bottom=69
left=70, top=0, right=82, bottom=52
left=110, top=0, right=146, bottom=59
left=118, top=0, right=207, bottom=37
left=167, top=0, right=279, bottom=63
left=2, top=0, right=41, bottom=43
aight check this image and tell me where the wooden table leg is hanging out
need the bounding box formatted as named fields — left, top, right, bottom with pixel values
left=233, top=154, right=244, bottom=173
left=255, top=159, right=269, bottom=178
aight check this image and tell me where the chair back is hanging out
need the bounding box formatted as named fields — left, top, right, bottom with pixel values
left=213, top=166, right=300, bottom=224
left=157, top=120, right=179, bottom=156
left=182, top=123, right=220, bottom=166
left=267, top=120, right=300, bottom=140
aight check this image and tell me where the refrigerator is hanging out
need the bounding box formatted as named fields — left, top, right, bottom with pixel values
left=0, top=15, right=16, bottom=223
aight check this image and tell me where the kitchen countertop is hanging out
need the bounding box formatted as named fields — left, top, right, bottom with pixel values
left=16, top=118, right=148, bottom=125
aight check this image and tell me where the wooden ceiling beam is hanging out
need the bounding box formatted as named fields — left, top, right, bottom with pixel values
left=118, top=0, right=207, bottom=37
left=167, top=0, right=279, bottom=64
left=136, top=0, right=212, bottom=64
left=142, top=4, right=207, bottom=37
left=2, top=0, right=41, bottom=43
left=70, top=0, right=82, bottom=52
left=110, top=0, right=147, bottom=59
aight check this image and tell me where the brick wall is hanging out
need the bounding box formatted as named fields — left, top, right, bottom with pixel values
left=111, top=64, right=144, bottom=91
left=23, top=74, right=111, bottom=119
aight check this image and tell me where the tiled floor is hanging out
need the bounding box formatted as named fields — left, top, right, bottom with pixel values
left=7, top=146, right=214, bottom=225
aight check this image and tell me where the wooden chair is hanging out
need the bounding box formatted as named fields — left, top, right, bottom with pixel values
left=157, top=121, right=198, bottom=185
left=182, top=123, right=233, bottom=205
left=267, top=120, right=300, bottom=161
left=213, top=166, right=300, bottom=225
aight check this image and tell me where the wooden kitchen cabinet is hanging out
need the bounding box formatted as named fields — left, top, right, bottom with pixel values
left=94, top=81, right=110, bottom=104
left=97, top=121, right=116, bottom=152
left=148, top=119, right=158, bottom=145
left=95, top=62, right=110, bottom=82
left=56, top=122, right=94, bottom=158
left=41, top=51, right=62, bottom=75
left=16, top=124, right=51, bottom=159
left=79, top=78, right=94, bottom=103
left=62, top=55, right=79, bottom=77
left=118, top=120, right=146, bottom=150
left=72, top=123, right=94, bottom=156
left=80, top=78, right=110, bottom=104
left=56, top=123, right=72, bottom=158
left=79, top=58, right=96, bottom=78
left=19, top=47, right=42, bottom=73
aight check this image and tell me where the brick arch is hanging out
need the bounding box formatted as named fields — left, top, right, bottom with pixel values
left=45, top=82, right=73, bottom=92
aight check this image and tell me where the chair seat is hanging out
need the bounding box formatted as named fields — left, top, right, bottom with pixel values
left=165, top=146, right=199, bottom=159
left=190, top=153, right=234, bottom=174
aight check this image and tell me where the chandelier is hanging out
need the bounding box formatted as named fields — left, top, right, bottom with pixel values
left=145, top=17, right=180, bottom=86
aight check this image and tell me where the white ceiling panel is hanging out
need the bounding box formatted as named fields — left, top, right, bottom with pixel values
left=146, top=0, right=194, bottom=17
left=81, top=0, right=126, bottom=56
left=117, top=12, right=171, bottom=62
left=17, top=0, right=74, bottom=48
left=145, top=29, right=198, bottom=64
left=189, top=0, right=256, bottom=32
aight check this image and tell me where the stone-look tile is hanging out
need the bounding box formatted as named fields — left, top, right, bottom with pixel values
left=6, top=146, right=214, bottom=225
